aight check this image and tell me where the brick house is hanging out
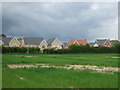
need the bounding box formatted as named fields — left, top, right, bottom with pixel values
left=68, top=39, right=88, bottom=47
left=95, top=39, right=111, bottom=47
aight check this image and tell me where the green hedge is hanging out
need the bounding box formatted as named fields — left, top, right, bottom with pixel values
left=43, top=44, right=120, bottom=54
left=43, top=49, right=69, bottom=54
left=1, top=44, right=120, bottom=54
left=2, top=46, right=40, bottom=53
left=68, top=44, right=119, bottom=53
left=27, top=47, right=40, bottom=53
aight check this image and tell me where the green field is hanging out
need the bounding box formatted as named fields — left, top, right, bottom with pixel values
left=2, top=53, right=119, bottom=88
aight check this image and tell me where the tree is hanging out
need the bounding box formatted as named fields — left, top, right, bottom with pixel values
left=0, top=34, right=6, bottom=37
left=110, top=40, right=118, bottom=42
left=17, top=38, right=22, bottom=41
left=114, top=44, right=120, bottom=53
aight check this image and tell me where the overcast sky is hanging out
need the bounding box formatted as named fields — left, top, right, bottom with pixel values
left=2, top=2, right=118, bottom=42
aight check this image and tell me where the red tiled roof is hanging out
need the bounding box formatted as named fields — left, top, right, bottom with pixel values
left=68, top=39, right=88, bottom=46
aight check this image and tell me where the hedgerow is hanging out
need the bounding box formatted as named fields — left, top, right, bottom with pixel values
left=2, top=46, right=40, bottom=53
left=1, top=44, right=120, bottom=54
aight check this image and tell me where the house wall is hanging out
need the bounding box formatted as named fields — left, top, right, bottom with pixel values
left=9, top=38, right=20, bottom=47
left=0, top=42, right=3, bottom=46
left=47, top=45, right=51, bottom=49
left=94, top=43, right=99, bottom=47
left=19, top=39, right=25, bottom=47
left=51, top=39, right=62, bottom=49
left=39, top=40, right=48, bottom=50
left=104, top=40, right=111, bottom=47
left=24, top=45, right=39, bottom=47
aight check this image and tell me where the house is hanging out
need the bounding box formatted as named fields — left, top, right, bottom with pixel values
left=0, top=37, right=3, bottom=46
left=95, top=39, right=111, bottom=47
left=89, top=42, right=99, bottom=47
left=2, top=37, right=20, bottom=47
left=62, top=43, right=68, bottom=49
left=68, top=39, right=88, bottom=47
left=21, top=37, right=48, bottom=50
left=47, top=38, right=62, bottom=49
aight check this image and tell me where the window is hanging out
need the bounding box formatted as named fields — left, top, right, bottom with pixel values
left=28, top=45, right=30, bottom=47
left=42, top=45, right=45, bottom=48
left=52, top=46, right=56, bottom=47
left=12, top=44, right=17, bottom=47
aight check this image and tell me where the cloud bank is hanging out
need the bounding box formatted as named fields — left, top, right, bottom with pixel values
left=2, top=2, right=118, bottom=42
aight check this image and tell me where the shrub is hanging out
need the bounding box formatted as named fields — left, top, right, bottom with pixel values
left=27, top=47, right=40, bottom=53
left=2, top=46, right=40, bottom=53
left=2, top=44, right=120, bottom=54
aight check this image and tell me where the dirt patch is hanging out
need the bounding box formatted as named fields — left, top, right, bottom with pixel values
left=112, top=57, right=120, bottom=59
left=68, top=65, right=119, bottom=73
left=25, top=56, right=35, bottom=57
left=14, top=55, right=37, bottom=58
left=14, top=55, right=23, bottom=56
left=7, top=63, right=120, bottom=73
left=8, top=64, right=37, bottom=69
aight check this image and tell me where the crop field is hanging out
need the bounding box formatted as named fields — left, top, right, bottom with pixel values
left=2, top=53, right=120, bottom=88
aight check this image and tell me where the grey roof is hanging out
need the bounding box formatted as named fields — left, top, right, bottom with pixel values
left=89, top=42, right=96, bottom=46
left=96, top=39, right=108, bottom=46
left=2, top=37, right=13, bottom=45
left=63, top=43, right=68, bottom=47
left=47, top=38, right=56, bottom=45
left=23, top=37, right=43, bottom=45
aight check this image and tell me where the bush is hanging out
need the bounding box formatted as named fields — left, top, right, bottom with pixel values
left=2, top=44, right=120, bottom=54
left=68, top=44, right=119, bottom=54
left=2, top=46, right=40, bottom=53
left=26, top=47, right=40, bottom=53
left=113, top=44, right=120, bottom=53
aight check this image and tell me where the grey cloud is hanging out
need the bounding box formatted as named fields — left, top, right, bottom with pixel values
left=2, top=2, right=118, bottom=42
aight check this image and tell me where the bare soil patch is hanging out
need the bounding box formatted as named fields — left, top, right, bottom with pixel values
left=14, top=55, right=37, bottom=58
left=7, top=63, right=120, bottom=73
left=112, top=57, right=120, bottom=59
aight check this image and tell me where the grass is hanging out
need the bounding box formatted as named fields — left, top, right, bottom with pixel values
left=2, top=53, right=119, bottom=67
left=2, top=53, right=119, bottom=88
left=3, top=68, right=118, bottom=88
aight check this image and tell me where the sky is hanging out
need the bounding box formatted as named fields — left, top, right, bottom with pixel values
left=2, top=2, right=118, bottom=42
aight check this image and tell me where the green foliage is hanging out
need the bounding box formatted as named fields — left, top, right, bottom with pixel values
left=110, top=40, right=119, bottom=42
left=17, top=38, right=22, bottom=41
left=0, top=34, right=6, bottom=37
left=43, top=48, right=70, bottom=54
left=68, top=44, right=119, bottom=54
left=28, top=47, right=40, bottom=53
left=2, top=44, right=120, bottom=54
left=2, top=46, right=40, bottom=53
left=114, top=44, right=120, bottom=53
left=43, top=44, right=120, bottom=54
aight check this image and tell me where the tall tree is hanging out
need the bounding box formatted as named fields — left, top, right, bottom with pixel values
left=0, top=34, right=6, bottom=37
left=110, top=40, right=118, bottom=42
